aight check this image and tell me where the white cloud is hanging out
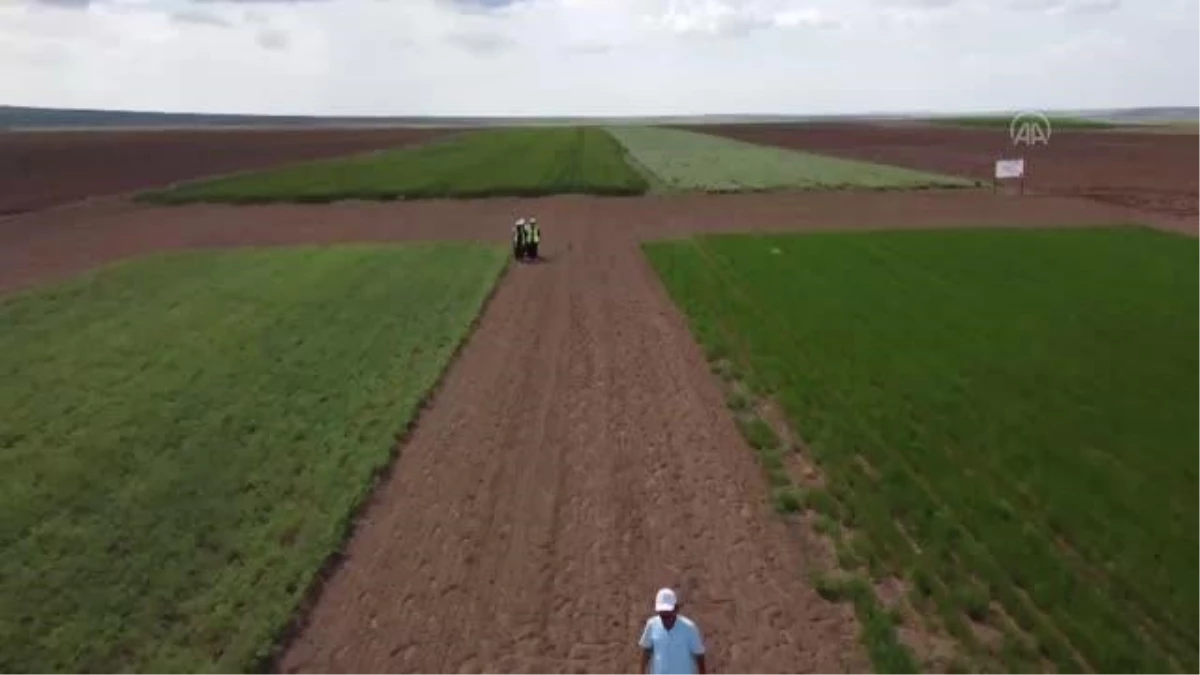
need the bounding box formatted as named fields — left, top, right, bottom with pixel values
left=0, top=0, right=1195, bottom=115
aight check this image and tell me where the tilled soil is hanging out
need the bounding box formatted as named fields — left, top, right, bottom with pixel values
left=0, top=190, right=1182, bottom=673
left=684, top=123, right=1200, bottom=218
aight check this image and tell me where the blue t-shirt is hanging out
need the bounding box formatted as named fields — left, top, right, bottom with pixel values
left=639, top=615, right=705, bottom=675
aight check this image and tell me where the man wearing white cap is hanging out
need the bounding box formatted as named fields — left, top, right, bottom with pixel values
left=639, top=587, right=707, bottom=674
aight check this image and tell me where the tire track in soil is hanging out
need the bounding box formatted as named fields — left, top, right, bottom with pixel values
left=275, top=207, right=868, bottom=674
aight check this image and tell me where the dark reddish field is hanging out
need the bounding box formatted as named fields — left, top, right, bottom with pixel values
left=685, top=123, right=1200, bottom=217
left=0, top=127, right=452, bottom=215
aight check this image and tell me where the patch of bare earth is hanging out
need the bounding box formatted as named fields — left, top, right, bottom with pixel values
left=0, top=189, right=1174, bottom=672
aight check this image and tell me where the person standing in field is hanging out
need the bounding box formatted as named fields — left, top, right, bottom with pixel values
left=639, top=588, right=707, bottom=675
left=512, top=217, right=526, bottom=261
left=525, top=216, right=541, bottom=261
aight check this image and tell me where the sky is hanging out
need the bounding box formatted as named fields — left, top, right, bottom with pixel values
left=1, top=0, right=1197, bottom=116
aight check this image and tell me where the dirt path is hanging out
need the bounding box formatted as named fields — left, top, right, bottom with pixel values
left=1, top=190, right=1184, bottom=672
left=275, top=209, right=874, bottom=673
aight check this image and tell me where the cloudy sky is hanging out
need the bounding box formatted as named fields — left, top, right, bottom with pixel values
left=1, top=0, right=1196, bottom=116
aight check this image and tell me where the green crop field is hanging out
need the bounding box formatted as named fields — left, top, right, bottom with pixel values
left=645, top=227, right=1198, bottom=673
left=141, top=127, right=648, bottom=203
left=0, top=244, right=506, bottom=672
left=607, top=126, right=974, bottom=191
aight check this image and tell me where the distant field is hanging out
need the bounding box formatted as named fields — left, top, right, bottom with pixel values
left=608, top=126, right=974, bottom=192
left=928, top=115, right=1118, bottom=130
left=645, top=227, right=1198, bottom=673
left=140, top=127, right=648, bottom=203
left=0, top=244, right=506, bottom=672
left=0, top=127, right=450, bottom=215
left=1112, top=121, right=1200, bottom=134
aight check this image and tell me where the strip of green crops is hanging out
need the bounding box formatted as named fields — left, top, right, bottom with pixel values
left=141, top=127, right=647, bottom=203
left=607, top=126, right=974, bottom=191
left=0, top=244, right=506, bottom=672
left=644, top=227, right=1198, bottom=672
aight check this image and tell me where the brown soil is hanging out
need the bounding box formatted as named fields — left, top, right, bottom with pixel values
left=0, top=128, right=451, bottom=216
left=0, top=189, right=1181, bottom=673
left=683, top=123, right=1200, bottom=218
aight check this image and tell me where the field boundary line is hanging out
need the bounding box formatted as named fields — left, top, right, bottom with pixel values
left=260, top=251, right=511, bottom=672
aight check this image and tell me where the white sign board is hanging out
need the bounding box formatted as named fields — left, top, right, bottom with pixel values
left=995, top=158, right=1025, bottom=179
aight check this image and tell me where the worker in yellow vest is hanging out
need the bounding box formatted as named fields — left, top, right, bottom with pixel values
left=525, top=216, right=541, bottom=261
left=512, top=217, right=527, bottom=261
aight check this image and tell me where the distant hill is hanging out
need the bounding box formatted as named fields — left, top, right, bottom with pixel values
left=2, top=104, right=1196, bottom=130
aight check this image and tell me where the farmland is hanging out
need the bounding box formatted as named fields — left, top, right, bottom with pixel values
left=141, top=127, right=648, bottom=203
left=0, top=117, right=1196, bottom=674
left=0, top=244, right=506, bottom=672
left=687, top=122, right=1200, bottom=218
left=644, top=227, right=1199, bottom=672
left=608, top=126, right=974, bottom=192
left=0, top=127, right=450, bottom=216
left=926, top=115, right=1118, bottom=130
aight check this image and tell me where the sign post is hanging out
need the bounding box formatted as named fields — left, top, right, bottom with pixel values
left=994, top=157, right=1026, bottom=194
left=999, top=111, right=1051, bottom=196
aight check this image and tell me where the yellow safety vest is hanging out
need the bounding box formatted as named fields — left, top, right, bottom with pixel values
left=529, top=225, right=540, bottom=244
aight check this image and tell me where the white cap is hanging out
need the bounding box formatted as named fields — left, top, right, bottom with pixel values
left=516, top=218, right=526, bottom=225
left=654, top=587, right=678, bottom=612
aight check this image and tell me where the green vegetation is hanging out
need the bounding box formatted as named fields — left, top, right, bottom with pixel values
left=141, top=127, right=647, bottom=203
left=607, top=126, right=973, bottom=191
left=645, top=226, right=1198, bottom=672
left=711, top=353, right=918, bottom=671
left=772, top=486, right=804, bottom=514
left=0, top=244, right=507, bottom=672
left=930, top=115, right=1118, bottom=130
